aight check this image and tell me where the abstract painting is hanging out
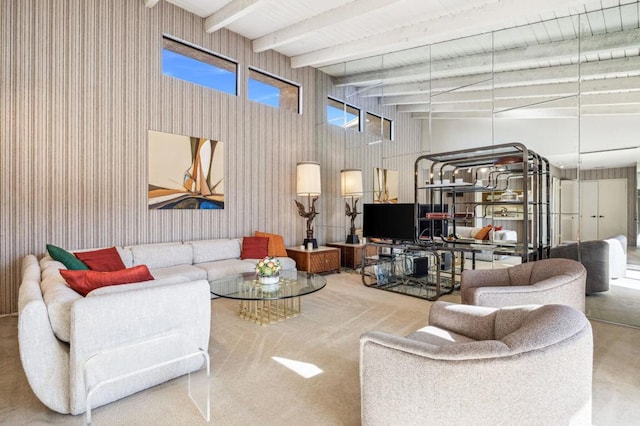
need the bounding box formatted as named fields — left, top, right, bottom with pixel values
left=373, top=168, right=398, bottom=203
left=148, top=130, right=224, bottom=209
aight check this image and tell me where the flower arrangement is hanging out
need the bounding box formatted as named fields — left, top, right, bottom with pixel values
left=255, top=256, right=282, bottom=277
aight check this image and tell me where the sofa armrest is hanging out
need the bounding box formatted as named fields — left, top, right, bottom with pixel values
left=468, top=275, right=585, bottom=312
left=461, top=268, right=511, bottom=288
left=67, top=279, right=210, bottom=414
left=360, top=331, right=510, bottom=425
left=18, top=255, right=72, bottom=414
left=428, top=301, right=499, bottom=341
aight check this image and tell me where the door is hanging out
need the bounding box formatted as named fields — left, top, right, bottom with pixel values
left=597, top=179, right=627, bottom=238
left=560, top=180, right=579, bottom=242
left=579, top=179, right=627, bottom=241
left=580, top=181, right=599, bottom=241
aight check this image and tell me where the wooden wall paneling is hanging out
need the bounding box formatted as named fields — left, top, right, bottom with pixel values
left=0, top=0, right=316, bottom=314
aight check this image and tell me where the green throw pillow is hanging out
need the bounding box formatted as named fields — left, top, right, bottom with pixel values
left=46, top=244, right=89, bottom=270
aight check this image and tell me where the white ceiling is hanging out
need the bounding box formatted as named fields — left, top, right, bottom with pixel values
left=157, top=0, right=640, bottom=170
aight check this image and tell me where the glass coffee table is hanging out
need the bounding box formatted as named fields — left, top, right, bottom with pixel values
left=209, top=270, right=326, bottom=325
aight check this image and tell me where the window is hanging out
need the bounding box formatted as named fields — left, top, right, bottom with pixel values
left=327, top=97, right=361, bottom=130
left=162, top=36, right=237, bottom=95
left=366, top=112, right=393, bottom=140
left=248, top=68, right=300, bottom=113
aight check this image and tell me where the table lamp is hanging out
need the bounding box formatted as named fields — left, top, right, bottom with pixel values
left=294, top=161, right=321, bottom=249
left=341, top=169, right=363, bottom=244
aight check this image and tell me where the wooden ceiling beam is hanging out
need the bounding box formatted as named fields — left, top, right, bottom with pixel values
left=290, top=0, right=590, bottom=68
left=333, top=27, right=640, bottom=87
left=253, top=0, right=402, bottom=53
left=205, top=0, right=263, bottom=33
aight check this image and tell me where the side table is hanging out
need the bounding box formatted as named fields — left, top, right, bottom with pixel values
left=286, top=246, right=341, bottom=274
left=326, top=242, right=378, bottom=269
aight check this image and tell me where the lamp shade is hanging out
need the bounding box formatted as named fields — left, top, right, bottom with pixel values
left=296, top=162, right=321, bottom=196
left=340, top=169, right=363, bottom=198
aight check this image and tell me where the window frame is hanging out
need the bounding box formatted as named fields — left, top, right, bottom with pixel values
left=162, top=35, right=239, bottom=96
left=327, top=96, right=362, bottom=131
left=248, top=66, right=302, bottom=114
left=365, top=111, right=393, bottom=141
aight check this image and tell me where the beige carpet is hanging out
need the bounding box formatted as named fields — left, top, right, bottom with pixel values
left=586, top=268, right=640, bottom=329
left=1, top=271, right=639, bottom=425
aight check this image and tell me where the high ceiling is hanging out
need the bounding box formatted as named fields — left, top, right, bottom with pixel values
left=156, top=0, right=640, bottom=169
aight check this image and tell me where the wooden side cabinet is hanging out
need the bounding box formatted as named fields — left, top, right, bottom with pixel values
left=327, top=242, right=378, bottom=269
left=286, top=246, right=341, bottom=274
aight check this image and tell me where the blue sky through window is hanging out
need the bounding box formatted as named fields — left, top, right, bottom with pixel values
left=248, top=79, right=280, bottom=108
left=327, top=104, right=358, bottom=127
left=162, top=49, right=236, bottom=95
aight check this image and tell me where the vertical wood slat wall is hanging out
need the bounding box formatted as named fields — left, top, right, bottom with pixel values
left=0, top=0, right=316, bottom=314
left=313, top=72, right=424, bottom=245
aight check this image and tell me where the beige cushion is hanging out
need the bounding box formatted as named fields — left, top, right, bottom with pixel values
left=129, top=243, right=193, bottom=269
left=186, top=238, right=241, bottom=263
left=149, top=264, right=207, bottom=281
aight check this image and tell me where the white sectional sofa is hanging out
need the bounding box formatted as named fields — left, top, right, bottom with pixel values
left=18, top=238, right=296, bottom=416
left=448, top=226, right=518, bottom=261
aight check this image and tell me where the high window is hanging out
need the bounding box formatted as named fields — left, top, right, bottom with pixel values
left=366, top=112, right=393, bottom=140
left=162, top=36, right=237, bottom=95
left=327, top=97, right=361, bottom=130
left=248, top=68, right=300, bottom=113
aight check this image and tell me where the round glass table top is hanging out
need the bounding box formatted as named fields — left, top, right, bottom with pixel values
left=209, top=270, right=327, bottom=300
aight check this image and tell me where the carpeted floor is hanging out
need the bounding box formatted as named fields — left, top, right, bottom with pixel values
left=586, top=268, right=640, bottom=329
left=1, top=271, right=639, bottom=425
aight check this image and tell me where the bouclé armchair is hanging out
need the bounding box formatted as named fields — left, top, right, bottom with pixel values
left=360, top=301, right=593, bottom=425
left=460, top=258, right=586, bottom=312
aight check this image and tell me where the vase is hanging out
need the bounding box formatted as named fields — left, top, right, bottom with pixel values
left=259, top=274, right=279, bottom=284
left=258, top=274, right=280, bottom=292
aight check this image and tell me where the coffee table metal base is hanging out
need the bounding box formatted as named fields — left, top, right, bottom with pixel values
left=238, top=297, right=302, bottom=325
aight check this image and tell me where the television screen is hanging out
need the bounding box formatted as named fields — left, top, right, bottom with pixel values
left=363, top=203, right=416, bottom=242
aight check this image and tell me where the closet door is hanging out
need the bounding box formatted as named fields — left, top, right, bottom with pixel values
left=579, top=181, right=599, bottom=241
left=560, top=180, right=579, bottom=242
left=579, top=179, right=627, bottom=241
left=597, top=179, right=627, bottom=239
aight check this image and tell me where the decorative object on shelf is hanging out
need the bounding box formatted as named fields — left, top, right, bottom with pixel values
left=499, top=188, right=518, bottom=201
left=294, top=161, right=321, bottom=249
left=341, top=169, right=363, bottom=244
left=255, top=257, right=282, bottom=288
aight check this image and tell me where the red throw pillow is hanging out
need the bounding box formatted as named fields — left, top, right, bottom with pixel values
left=240, top=237, right=269, bottom=259
left=60, top=265, right=154, bottom=296
left=74, top=247, right=126, bottom=272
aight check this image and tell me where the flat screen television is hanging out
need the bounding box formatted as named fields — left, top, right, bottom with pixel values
left=363, top=203, right=416, bottom=242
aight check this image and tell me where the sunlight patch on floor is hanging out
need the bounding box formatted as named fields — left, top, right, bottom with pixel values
left=272, top=356, right=323, bottom=378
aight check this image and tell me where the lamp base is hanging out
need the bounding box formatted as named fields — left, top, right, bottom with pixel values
left=303, top=238, right=318, bottom=249
left=345, top=234, right=360, bottom=244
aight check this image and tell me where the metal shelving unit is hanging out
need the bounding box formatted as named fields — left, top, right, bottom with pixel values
left=414, top=142, right=551, bottom=263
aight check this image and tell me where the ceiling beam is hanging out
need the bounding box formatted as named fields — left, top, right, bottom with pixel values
left=382, top=77, right=640, bottom=106
left=205, top=0, right=263, bottom=33
left=290, top=0, right=591, bottom=68
left=333, top=27, right=640, bottom=87
left=253, top=0, right=403, bottom=53
left=395, top=91, right=640, bottom=113
left=356, top=56, right=640, bottom=100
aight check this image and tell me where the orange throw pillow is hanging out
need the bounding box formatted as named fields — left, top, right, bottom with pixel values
left=474, top=225, right=493, bottom=240
left=60, top=265, right=154, bottom=296
left=254, top=231, right=288, bottom=257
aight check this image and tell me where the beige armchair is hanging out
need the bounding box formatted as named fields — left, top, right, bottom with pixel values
left=460, top=258, right=586, bottom=312
left=360, top=301, right=593, bottom=426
